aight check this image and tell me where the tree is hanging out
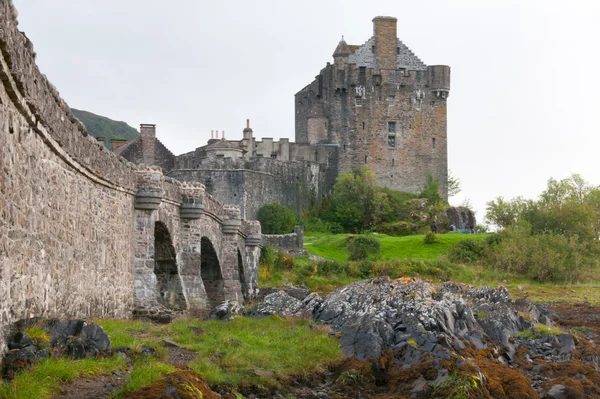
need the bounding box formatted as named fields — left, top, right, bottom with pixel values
left=485, top=196, right=532, bottom=230
left=448, top=170, right=461, bottom=198
left=420, top=175, right=443, bottom=205
left=257, top=203, right=297, bottom=234
left=331, top=166, right=390, bottom=233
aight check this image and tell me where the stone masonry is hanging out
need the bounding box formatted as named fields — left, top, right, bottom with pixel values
left=0, top=0, right=261, bottom=356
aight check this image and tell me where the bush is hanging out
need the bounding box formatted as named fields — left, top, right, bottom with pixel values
left=423, top=231, right=438, bottom=244
left=257, top=203, right=297, bottom=234
left=300, top=217, right=331, bottom=233
left=346, top=236, right=381, bottom=261
left=447, top=239, right=485, bottom=263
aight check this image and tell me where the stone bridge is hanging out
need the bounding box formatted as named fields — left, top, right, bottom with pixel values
left=0, top=0, right=260, bottom=353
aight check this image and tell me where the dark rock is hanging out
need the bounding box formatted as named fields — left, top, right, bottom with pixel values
left=285, top=285, right=311, bottom=301
left=207, top=300, right=247, bottom=321
left=557, top=334, right=576, bottom=355
left=8, top=332, right=33, bottom=350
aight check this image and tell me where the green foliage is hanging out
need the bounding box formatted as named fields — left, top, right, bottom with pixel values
left=257, top=203, right=297, bottom=234
left=447, top=239, right=486, bottom=263
left=423, top=231, right=438, bottom=244
left=330, top=166, right=390, bottom=233
left=376, top=221, right=422, bottom=236
left=346, top=236, right=381, bottom=261
left=24, top=326, right=49, bottom=345
left=420, top=174, right=443, bottom=205
left=448, top=170, right=462, bottom=198
left=71, top=109, right=138, bottom=150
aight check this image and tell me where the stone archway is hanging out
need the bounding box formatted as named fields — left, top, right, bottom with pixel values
left=201, top=237, right=224, bottom=304
left=238, top=249, right=248, bottom=301
left=154, top=222, right=186, bottom=310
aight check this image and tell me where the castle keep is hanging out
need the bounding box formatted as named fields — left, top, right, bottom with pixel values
left=116, top=17, right=450, bottom=218
left=295, top=16, right=450, bottom=197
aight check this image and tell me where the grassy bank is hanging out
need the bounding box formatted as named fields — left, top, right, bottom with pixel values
left=304, top=232, right=487, bottom=262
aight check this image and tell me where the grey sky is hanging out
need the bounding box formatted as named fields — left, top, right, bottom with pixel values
left=12, top=0, right=600, bottom=221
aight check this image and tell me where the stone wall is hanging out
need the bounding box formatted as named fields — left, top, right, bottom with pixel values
left=262, top=225, right=306, bottom=256
left=0, top=0, right=137, bottom=354
left=168, top=157, right=331, bottom=220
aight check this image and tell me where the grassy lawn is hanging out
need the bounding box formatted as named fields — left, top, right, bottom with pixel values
left=304, top=232, right=487, bottom=262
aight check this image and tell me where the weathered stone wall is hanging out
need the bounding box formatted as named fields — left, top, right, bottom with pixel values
left=262, top=225, right=306, bottom=255
left=168, top=156, right=331, bottom=220
left=0, top=0, right=136, bottom=354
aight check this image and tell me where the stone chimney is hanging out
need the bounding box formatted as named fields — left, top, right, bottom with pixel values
left=373, top=16, right=398, bottom=70
left=140, top=124, right=156, bottom=166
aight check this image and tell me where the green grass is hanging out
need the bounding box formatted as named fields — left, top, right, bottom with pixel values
left=0, top=356, right=127, bottom=399
left=304, top=232, right=487, bottom=262
left=111, top=357, right=175, bottom=398
left=515, top=323, right=564, bottom=339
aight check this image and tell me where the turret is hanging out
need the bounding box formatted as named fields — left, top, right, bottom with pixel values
left=242, top=119, right=254, bottom=158
left=333, top=37, right=350, bottom=69
left=427, top=65, right=451, bottom=99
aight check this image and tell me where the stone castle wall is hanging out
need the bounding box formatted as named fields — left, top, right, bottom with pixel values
left=169, top=156, right=331, bottom=220
left=0, top=0, right=137, bottom=353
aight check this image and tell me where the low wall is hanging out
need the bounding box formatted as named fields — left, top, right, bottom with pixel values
left=262, top=225, right=306, bottom=256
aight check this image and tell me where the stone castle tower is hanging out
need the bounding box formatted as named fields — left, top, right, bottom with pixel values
left=295, top=16, right=450, bottom=198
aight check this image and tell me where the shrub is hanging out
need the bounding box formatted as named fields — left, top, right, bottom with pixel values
left=423, top=231, right=438, bottom=244
left=300, top=217, right=331, bottom=233
left=346, top=236, right=380, bottom=261
left=447, top=239, right=485, bottom=263
left=257, top=203, right=297, bottom=234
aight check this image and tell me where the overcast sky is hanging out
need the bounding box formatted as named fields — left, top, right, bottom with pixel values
left=12, top=0, right=600, bottom=222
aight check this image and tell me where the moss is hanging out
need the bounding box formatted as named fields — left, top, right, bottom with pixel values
left=119, top=370, right=221, bottom=399
left=407, top=338, right=417, bottom=348
left=24, top=326, right=49, bottom=346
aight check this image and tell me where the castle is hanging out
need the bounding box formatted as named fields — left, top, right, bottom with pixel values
left=0, top=4, right=450, bottom=355
left=115, top=16, right=450, bottom=219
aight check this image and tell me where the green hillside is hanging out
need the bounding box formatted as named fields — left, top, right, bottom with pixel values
left=71, top=108, right=138, bottom=149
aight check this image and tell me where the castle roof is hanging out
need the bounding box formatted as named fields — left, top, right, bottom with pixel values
left=347, top=37, right=427, bottom=70
left=333, top=37, right=350, bottom=57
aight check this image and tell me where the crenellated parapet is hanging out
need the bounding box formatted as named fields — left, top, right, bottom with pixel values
left=180, top=182, right=205, bottom=219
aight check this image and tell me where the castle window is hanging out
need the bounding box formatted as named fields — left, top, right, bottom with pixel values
left=359, top=67, right=366, bottom=86
left=365, top=155, right=368, bottom=164
left=371, top=45, right=375, bottom=53
left=388, top=135, right=396, bottom=148
left=271, top=153, right=277, bottom=159
left=432, top=138, right=436, bottom=151
left=392, top=159, right=395, bottom=167
left=388, top=96, right=395, bottom=106
left=355, top=97, right=363, bottom=107
left=397, top=47, right=400, bottom=55
left=388, top=122, right=396, bottom=133
left=362, top=121, right=365, bottom=129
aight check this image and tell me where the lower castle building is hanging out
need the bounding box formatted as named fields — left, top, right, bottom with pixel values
left=116, top=16, right=450, bottom=219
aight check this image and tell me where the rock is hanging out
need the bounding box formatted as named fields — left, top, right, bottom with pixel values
left=7, top=332, right=33, bottom=350
left=252, top=290, right=321, bottom=317
left=557, top=334, right=576, bottom=355
left=208, top=300, right=247, bottom=321
left=285, top=285, right=311, bottom=301
left=545, top=384, right=568, bottom=399
left=161, top=339, right=181, bottom=348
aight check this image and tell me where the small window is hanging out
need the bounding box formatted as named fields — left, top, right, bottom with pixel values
left=362, top=121, right=365, bottom=129
left=432, top=138, right=436, bottom=151
left=371, top=46, right=375, bottom=53
left=355, top=97, right=363, bottom=107
left=388, top=122, right=396, bottom=133
left=358, top=66, right=366, bottom=86
left=271, top=153, right=277, bottom=159
left=388, top=96, right=394, bottom=106
left=397, top=47, right=400, bottom=55
left=392, top=159, right=395, bottom=167
left=388, top=135, right=396, bottom=148
left=365, top=155, right=368, bottom=164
